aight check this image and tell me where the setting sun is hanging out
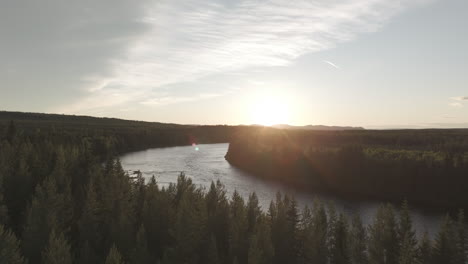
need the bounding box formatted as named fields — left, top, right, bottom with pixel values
left=250, top=96, right=290, bottom=126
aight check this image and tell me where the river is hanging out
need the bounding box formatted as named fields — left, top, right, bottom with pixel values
left=120, top=143, right=444, bottom=237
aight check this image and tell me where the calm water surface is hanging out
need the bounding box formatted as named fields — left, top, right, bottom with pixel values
left=120, top=143, right=444, bottom=237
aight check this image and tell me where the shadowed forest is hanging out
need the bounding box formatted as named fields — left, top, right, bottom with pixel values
left=0, top=111, right=467, bottom=264
left=226, top=127, right=468, bottom=210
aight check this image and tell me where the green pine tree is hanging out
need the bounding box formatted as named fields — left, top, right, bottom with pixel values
left=77, top=240, right=98, bottom=264
left=0, top=176, right=8, bottom=225
left=247, top=192, right=261, bottom=234
left=455, top=210, right=467, bottom=264
left=103, top=160, right=136, bottom=257
left=78, top=177, right=102, bottom=262
left=398, top=234, right=419, bottom=264
left=398, top=201, right=418, bottom=264
left=22, top=176, right=72, bottom=262
left=432, top=215, right=457, bottom=264
left=130, top=225, right=152, bottom=264
left=248, top=234, right=262, bottom=264
left=5, top=120, right=17, bottom=143
left=349, top=214, right=368, bottom=264
left=298, top=199, right=328, bottom=264
left=172, top=187, right=207, bottom=264
left=229, top=190, right=248, bottom=264
left=0, top=224, right=27, bottom=264
left=418, top=231, right=432, bottom=264
left=206, top=235, right=220, bottom=264
left=105, top=244, right=126, bottom=264
left=368, top=204, right=399, bottom=264
left=329, top=213, right=350, bottom=264
left=42, top=229, right=72, bottom=264
left=4, top=152, right=34, bottom=232
left=141, top=176, right=173, bottom=260
left=247, top=216, right=274, bottom=264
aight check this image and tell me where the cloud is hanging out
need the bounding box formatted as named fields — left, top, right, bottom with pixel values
left=441, top=115, right=456, bottom=119
left=0, top=0, right=152, bottom=111
left=324, top=60, right=340, bottom=69
left=449, top=102, right=463, bottom=108
left=1, top=0, right=432, bottom=114
left=449, top=96, right=468, bottom=108
left=451, top=96, right=468, bottom=101
left=140, top=93, right=224, bottom=106
left=77, top=0, right=429, bottom=113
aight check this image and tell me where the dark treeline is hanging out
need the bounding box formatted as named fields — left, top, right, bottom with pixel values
left=1, top=111, right=468, bottom=263
left=0, top=111, right=253, bottom=156
left=225, top=128, right=468, bottom=210
left=1, top=123, right=467, bottom=264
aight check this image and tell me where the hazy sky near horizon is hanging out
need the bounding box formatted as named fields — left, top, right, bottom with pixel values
left=1, top=0, right=467, bottom=128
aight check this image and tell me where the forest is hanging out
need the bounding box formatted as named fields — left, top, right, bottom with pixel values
left=1, top=111, right=467, bottom=263
left=0, top=111, right=254, bottom=155
left=226, top=127, right=468, bottom=210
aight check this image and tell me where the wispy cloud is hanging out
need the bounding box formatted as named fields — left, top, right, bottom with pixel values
left=449, top=102, right=463, bottom=108
left=324, top=60, right=340, bottom=69
left=451, top=96, right=468, bottom=101
left=449, top=96, right=468, bottom=108
left=61, top=0, right=431, bottom=113
left=1, top=0, right=152, bottom=113
left=140, top=93, right=225, bottom=106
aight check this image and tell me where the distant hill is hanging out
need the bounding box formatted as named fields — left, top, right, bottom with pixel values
left=272, top=124, right=365, bottom=130
left=0, top=111, right=366, bottom=131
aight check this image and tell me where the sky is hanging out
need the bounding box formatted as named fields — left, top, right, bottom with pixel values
left=1, top=0, right=467, bottom=128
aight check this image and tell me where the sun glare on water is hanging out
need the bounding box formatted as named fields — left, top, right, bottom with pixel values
left=250, top=96, right=290, bottom=126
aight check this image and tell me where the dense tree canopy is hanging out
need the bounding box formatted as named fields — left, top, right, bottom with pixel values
left=226, top=128, right=468, bottom=209
left=0, top=113, right=467, bottom=263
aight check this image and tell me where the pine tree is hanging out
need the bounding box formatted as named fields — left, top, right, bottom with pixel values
left=141, top=176, right=173, bottom=260
left=229, top=190, right=248, bottom=264
left=78, top=241, right=98, bottom=264
left=0, top=224, right=27, bottom=264
left=22, top=176, right=72, bottom=262
left=297, top=205, right=311, bottom=264
left=368, top=204, right=399, bottom=264
left=299, top=199, right=328, bottom=264
left=105, top=244, right=126, bottom=264
left=206, top=235, right=220, bottom=264
left=78, top=177, right=102, bottom=261
left=286, top=196, right=299, bottom=263
left=4, top=152, right=34, bottom=232
left=455, top=210, right=467, bottom=264
left=248, top=234, right=262, bottom=264
left=398, top=201, right=418, bottom=264
left=247, top=215, right=274, bottom=264
left=433, top=215, right=457, bottom=264
left=42, top=229, right=73, bottom=264
left=206, top=180, right=230, bottom=263
left=270, top=192, right=290, bottom=264
left=349, top=214, right=368, bottom=264
left=130, top=225, right=152, bottom=264
left=0, top=176, right=8, bottom=225
left=418, top=231, right=432, bottom=264
left=398, top=234, right=419, bottom=264
left=172, top=187, right=207, bottom=264
left=327, top=203, right=338, bottom=262
left=329, top=213, right=350, bottom=264
left=5, top=120, right=17, bottom=143
left=104, top=160, right=136, bottom=257
left=0, top=143, right=11, bottom=226
left=247, top=192, right=261, bottom=234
